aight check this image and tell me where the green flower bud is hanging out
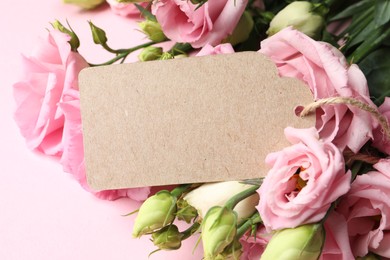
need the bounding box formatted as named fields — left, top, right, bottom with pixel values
left=176, top=199, right=198, bottom=223
left=224, top=11, right=254, bottom=46
left=267, top=1, right=326, bottom=39
left=63, top=0, right=105, bottom=9
left=139, top=20, right=167, bottom=43
left=51, top=20, right=80, bottom=52
left=261, top=223, right=325, bottom=260
left=151, top=225, right=183, bottom=250
left=88, top=21, right=108, bottom=45
left=138, top=46, right=163, bottom=61
left=132, top=191, right=176, bottom=238
left=159, top=52, right=174, bottom=60
left=202, top=206, right=237, bottom=259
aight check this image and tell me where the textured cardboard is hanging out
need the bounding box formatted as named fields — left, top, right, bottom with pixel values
left=79, top=52, right=315, bottom=190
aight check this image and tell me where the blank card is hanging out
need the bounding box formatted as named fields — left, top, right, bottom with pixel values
left=79, top=52, right=315, bottom=190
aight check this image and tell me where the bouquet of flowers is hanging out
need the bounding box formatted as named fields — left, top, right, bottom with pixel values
left=13, top=0, right=390, bottom=259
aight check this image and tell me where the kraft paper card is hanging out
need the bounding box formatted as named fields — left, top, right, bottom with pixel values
left=79, top=52, right=315, bottom=190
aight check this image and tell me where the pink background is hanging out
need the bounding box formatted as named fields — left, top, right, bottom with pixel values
left=0, top=1, right=202, bottom=259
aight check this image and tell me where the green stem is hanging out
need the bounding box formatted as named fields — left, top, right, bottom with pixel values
left=171, top=184, right=192, bottom=198
left=236, top=212, right=262, bottom=238
left=225, top=185, right=260, bottom=210
left=89, top=41, right=155, bottom=66
left=168, top=43, right=193, bottom=56
left=181, top=222, right=201, bottom=240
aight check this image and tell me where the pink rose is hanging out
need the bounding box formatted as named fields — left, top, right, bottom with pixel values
left=195, top=43, right=234, bottom=56
left=259, top=27, right=377, bottom=153
left=59, top=89, right=151, bottom=201
left=13, top=31, right=88, bottom=156
left=320, top=211, right=354, bottom=260
left=257, top=127, right=351, bottom=231
left=336, top=159, right=390, bottom=258
left=106, top=0, right=147, bottom=17
left=240, top=226, right=271, bottom=259
left=151, top=0, right=247, bottom=48
left=372, top=97, right=390, bottom=155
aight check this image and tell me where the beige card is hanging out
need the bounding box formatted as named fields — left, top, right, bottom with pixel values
left=79, top=52, right=315, bottom=190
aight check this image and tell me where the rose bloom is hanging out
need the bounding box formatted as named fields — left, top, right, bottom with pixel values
left=195, top=43, right=234, bottom=56
left=319, top=211, right=354, bottom=260
left=106, top=0, right=147, bottom=17
left=257, top=127, right=351, bottom=231
left=59, top=89, right=151, bottom=201
left=151, top=0, right=247, bottom=48
left=259, top=27, right=377, bottom=153
left=13, top=31, right=88, bottom=156
left=372, top=97, right=390, bottom=155
left=336, top=159, right=390, bottom=258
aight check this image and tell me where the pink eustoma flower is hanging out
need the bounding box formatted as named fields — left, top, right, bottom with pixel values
left=151, top=0, right=247, bottom=48
left=337, top=159, right=390, bottom=258
left=372, top=97, right=390, bottom=155
left=320, top=211, right=354, bottom=260
left=13, top=31, right=88, bottom=156
left=257, top=127, right=351, bottom=231
left=259, top=27, right=378, bottom=153
left=240, top=226, right=271, bottom=259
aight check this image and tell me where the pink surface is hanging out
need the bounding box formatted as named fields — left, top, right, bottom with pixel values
left=0, top=1, right=202, bottom=259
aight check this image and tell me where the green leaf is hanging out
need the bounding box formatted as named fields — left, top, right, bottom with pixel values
left=346, top=19, right=375, bottom=49
left=329, top=0, right=372, bottom=21
left=375, top=0, right=390, bottom=27
left=134, top=3, right=156, bottom=22
left=339, top=5, right=374, bottom=38
left=349, top=25, right=390, bottom=63
left=358, top=47, right=390, bottom=105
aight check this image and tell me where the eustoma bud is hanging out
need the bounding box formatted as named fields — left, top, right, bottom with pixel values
left=151, top=225, right=183, bottom=250
left=132, top=191, right=176, bottom=237
left=176, top=199, right=198, bottom=223
left=183, top=181, right=259, bottom=223
left=202, top=206, right=238, bottom=260
left=138, top=46, right=163, bottom=61
left=139, top=20, right=167, bottom=43
left=63, top=0, right=105, bottom=9
left=267, top=1, right=326, bottom=39
left=224, top=11, right=254, bottom=46
left=261, top=223, right=325, bottom=260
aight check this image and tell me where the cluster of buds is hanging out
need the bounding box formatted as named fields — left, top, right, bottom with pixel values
left=131, top=181, right=262, bottom=258
left=132, top=180, right=327, bottom=259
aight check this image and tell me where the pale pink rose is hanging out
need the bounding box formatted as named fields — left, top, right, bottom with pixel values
left=151, top=0, right=247, bottom=48
left=336, top=159, right=390, bottom=258
left=257, top=127, right=351, bottom=231
left=372, top=97, right=390, bottom=155
left=59, top=89, right=151, bottom=201
left=106, top=0, right=147, bottom=17
left=13, top=31, right=88, bottom=156
left=195, top=43, right=234, bottom=56
left=319, top=211, right=354, bottom=260
left=240, top=226, right=271, bottom=259
left=259, top=27, right=377, bottom=153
